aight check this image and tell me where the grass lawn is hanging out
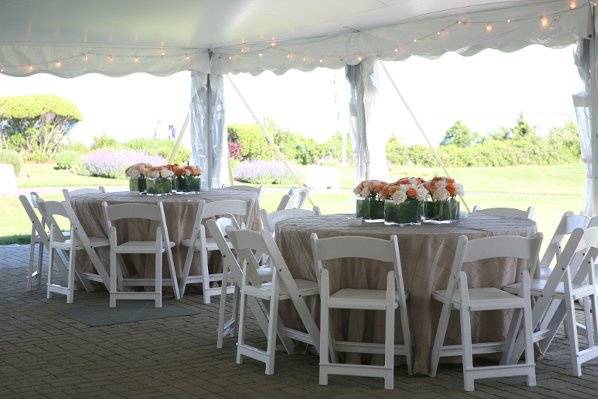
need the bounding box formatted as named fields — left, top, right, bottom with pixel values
left=1, top=162, right=586, bottom=246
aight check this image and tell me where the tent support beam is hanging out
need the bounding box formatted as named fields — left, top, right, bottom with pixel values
left=380, top=61, right=470, bottom=212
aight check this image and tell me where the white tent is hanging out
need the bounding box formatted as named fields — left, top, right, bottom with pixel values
left=0, top=0, right=595, bottom=208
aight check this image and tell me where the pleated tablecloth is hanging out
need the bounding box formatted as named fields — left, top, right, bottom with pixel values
left=275, top=214, right=536, bottom=374
left=69, top=187, right=260, bottom=291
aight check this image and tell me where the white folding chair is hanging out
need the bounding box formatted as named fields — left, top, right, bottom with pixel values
left=20, top=193, right=49, bottom=290
left=180, top=199, right=255, bottom=302
left=311, top=234, right=412, bottom=390
left=62, top=186, right=105, bottom=202
left=260, top=207, right=320, bottom=237
left=228, top=228, right=320, bottom=375
left=471, top=206, right=534, bottom=220
left=276, top=187, right=309, bottom=211
left=103, top=201, right=179, bottom=308
left=206, top=218, right=278, bottom=349
left=37, top=200, right=110, bottom=303
left=430, top=233, right=542, bottom=391
left=505, top=227, right=598, bottom=377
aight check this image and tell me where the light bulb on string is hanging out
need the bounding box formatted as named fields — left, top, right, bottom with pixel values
left=457, top=19, right=463, bottom=25
left=302, top=56, right=307, bottom=62
left=507, top=18, right=511, bottom=23
left=185, top=54, right=190, bottom=61
left=319, top=58, right=324, bottom=64
left=287, top=52, right=292, bottom=60
left=541, top=16, right=549, bottom=28
left=569, top=0, right=576, bottom=9
left=357, top=55, right=363, bottom=62
left=258, top=52, right=263, bottom=57
left=412, top=38, right=417, bottom=43
left=107, top=55, right=113, bottom=62
left=0, top=66, right=4, bottom=73
left=133, top=56, right=140, bottom=63
left=27, top=65, right=34, bottom=72
left=55, top=61, right=62, bottom=68
left=485, top=23, right=493, bottom=32
left=394, top=47, right=399, bottom=53
left=83, top=53, right=89, bottom=62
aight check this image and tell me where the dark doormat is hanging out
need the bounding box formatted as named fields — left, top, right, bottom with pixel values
left=57, top=301, right=200, bottom=326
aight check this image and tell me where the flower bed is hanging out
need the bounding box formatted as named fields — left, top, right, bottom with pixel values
left=234, top=160, right=293, bottom=185
left=83, top=150, right=165, bottom=178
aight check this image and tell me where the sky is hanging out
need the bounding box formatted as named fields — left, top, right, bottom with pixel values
left=0, top=44, right=584, bottom=148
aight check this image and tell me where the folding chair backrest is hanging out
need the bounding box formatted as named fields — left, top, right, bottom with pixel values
left=227, top=228, right=272, bottom=288
left=63, top=186, right=105, bottom=202
left=201, top=199, right=254, bottom=222
left=36, top=200, right=71, bottom=242
left=472, top=206, right=534, bottom=220
left=540, top=212, right=594, bottom=270
left=104, top=202, right=163, bottom=223
left=276, top=187, right=309, bottom=211
left=29, top=191, right=42, bottom=209
left=19, top=194, right=48, bottom=241
left=261, top=207, right=320, bottom=235
left=311, top=234, right=404, bottom=289
left=206, top=218, right=243, bottom=280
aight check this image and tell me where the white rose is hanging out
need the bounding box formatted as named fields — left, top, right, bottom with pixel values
left=160, top=168, right=174, bottom=178
left=432, top=187, right=450, bottom=201
left=391, top=188, right=407, bottom=204
left=416, top=186, right=428, bottom=201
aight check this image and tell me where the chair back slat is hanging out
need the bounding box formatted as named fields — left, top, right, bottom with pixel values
left=311, top=235, right=396, bottom=264
left=227, top=228, right=270, bottom=287
left=19, top=194, right=47, bottom=239
left=38, top=200, right=70, bottom=220
left=206, top=218, right=242, bottom=279
left=104, top=202, right=162, bottom=222
left=472, top=206, right=533, bottom=220
left=201, top=199, right=253, bottom=220
left=276, top=187, right=309, bottom=211
left=63, top=187, right=105, bottom=201
left=461, top=234, right=543, bottom=263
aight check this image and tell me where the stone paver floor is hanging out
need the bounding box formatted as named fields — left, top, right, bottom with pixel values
left=1, top=244, right=598, bottom=398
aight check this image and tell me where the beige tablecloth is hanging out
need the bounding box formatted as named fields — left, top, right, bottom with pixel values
left=70, top=187, right=260, bottom=289
left=275, top=214, right=537, bottom=375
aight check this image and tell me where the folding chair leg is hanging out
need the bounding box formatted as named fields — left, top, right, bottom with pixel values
left=27, top=233, right=35, bottom=291
left=398, top=296, right=413, bottom=375
left=66, top=247, right=76, bottom=304
left=200, top=246, right=211, bottom=304
left=179, top=247, right=194, bottom=298
left=155, top=251, right=163, bottom=308
left=109, top=249, right=117, bottom=308
left=383, top=282, right=395, bottom=390
left=265, top=293, right=279, bottom=375
left=37, top=241, right=44, bottom=287
left=523, top=301, right=536, bottom=386
left=319, top=303, right=329, bottom=386
left=217, top=268, right=229, bottom=348
left=46, top=247, right=54, bottom=300
left=430, top=302, right=451, bottom=377
left=583, top=298, right=595, bottom=347
left=564, top=292, right=582, bottom=376
left=459, top=305, right=474, bottom=392
left=502, top=308, right=523, bottom=365
left=236, top=290, right=247, bottom=365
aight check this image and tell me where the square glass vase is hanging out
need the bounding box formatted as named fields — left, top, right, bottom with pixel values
left=175, top=175, right=201, bottom=193
left=129, top=176, right=146, bottom=193
left=424, top=198, right=460, bottom=222
left=384, top=199, right=422, bottom=225
left=355, top=197, right=385, bottom=220
left=145, top=177, right=173, bottom=195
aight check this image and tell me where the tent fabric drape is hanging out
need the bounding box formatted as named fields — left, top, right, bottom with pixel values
left=573, top=91, right=595, bottom=216
left=345, top=57, right=389, bottom=183
left=189, top=71, right=227, bottom=190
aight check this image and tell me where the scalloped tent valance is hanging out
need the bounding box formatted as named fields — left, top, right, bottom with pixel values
left=0, top=0, right=591, bottom=77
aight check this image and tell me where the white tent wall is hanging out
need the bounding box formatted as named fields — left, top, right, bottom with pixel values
left=190, top=72, right=227, bottom=190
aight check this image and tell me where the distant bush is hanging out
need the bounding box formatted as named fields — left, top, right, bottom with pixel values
left=125, top=138, right=190, bottom=165
left=0, top=149, right=22, bottom=175
left=54, top=150, right=81, bottom=170
left=91, top=134, right=122, bottom=150
left=0, top=94, right=82, bottom=160
left=234, top=160, right=294, bottom=185
left=60, top=142, right=88, bottom=154
left=228, top=124, right=274, bottom=161
left=82, top=150, right=165, bottom=178
left=228, top=141, right=242, bottom=160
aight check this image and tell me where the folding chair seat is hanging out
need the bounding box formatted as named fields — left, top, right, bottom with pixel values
left=37, top=200, right=110, bottom=303
left=103, top=201, right=179, bottom=308
left=430, top=233, right=543, bottom=392
left=180, top=199, right=255, bottom=302
left=228, top=228, right=320, bottom=375
left=311, top=234, right=412, bottom=390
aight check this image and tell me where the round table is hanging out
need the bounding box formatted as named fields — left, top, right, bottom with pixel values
left=275, top=214, right=537, bottom=375
left=69, top=187, right=260, bottom=288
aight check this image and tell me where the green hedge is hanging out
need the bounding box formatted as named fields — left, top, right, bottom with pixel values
left=54, top=150, right=82, bottom=170
left=0, top=149, right=22, bottom=175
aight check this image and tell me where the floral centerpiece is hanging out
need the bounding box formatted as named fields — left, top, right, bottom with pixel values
left=174, top=165, right=202, bottom=193
left=125, top=163, right=152, bottom=192
left=382, top=177, right=428, bottom=224
left=353, top=180, right=387, bottom=220
left=423, top=177, right=463, bottom=222
left=145, top=166, right=175, bottom=195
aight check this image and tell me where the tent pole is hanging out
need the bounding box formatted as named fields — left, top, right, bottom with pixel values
left=226, top=74, right=317, bottom=209
left=380, top=61, right=470, bottom=212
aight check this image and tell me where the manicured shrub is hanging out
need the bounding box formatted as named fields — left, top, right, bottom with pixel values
left=234, top=160, right=294, bottom=185
left=91, top=134, right=122, bottom=150
left=0, top=149, right=22, bottom=175
left=0, top=95, right=82, bottom=160
left=228, top=124, right=274, bottom=160
left=54, top=150, right=81, bottom=170
left=82, top=150, right=165, bottom=178
left=125, top=138, right=190, bottom=165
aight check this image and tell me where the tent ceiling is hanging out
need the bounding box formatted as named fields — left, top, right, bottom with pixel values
left=0, top=0, right=591, bottom=77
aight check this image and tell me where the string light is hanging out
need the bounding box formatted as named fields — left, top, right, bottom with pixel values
left=457, top=19, right=463, bottom=25
left=319, top=58, right=323, bottom=63
left=185, top=54, right=190, bottom=61
left=0, top=66, right=4, bottom=73
left=485, top=22, right=493, bottom=32
left=228, top=55, right=233, bottom=60
left=302, top=56, right=307, bottom=62
left=270, top=41, right=276, bottom=48
left=541, top=16, right=549, bottom=28
left=160, top=50, right=166, bottom=57
left=507, top=18, right=512, bottom=23
left=394, top=47, right=399, bottom=53
left=55, top=61, right=62, bottom=67
left=27, top=65, right=33, bottom=72
left=286, top=52, right=292, bottom=59
left=569, top=1, right=576, bottom=10
left=413, top=38, right=417, bottom=43
left=357, top=56, right=363, bottom=62
left=107, top=55, right=113, bottom=62
left=83, top=53, right=89, bottom=62
left=133, top=56, right=140, bottom=63
left=258, top=52, right=263, bottom=57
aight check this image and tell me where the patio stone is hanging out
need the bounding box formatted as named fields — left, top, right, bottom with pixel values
left=1, top=244, right=597, bottom=398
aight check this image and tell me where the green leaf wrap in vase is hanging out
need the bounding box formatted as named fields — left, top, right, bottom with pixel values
left=176, top=175, right=201, bottom=192
left=129, top=176, right=146, bottom=193
left=355, top=197, right=385, bottom=220
left=146, top=177, right=173, bottom=195
left=384, top=199, right=422, bottom=224
left=424, top=198, right=460, bottom=222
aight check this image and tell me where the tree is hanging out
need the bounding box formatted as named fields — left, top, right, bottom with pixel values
left=440, top=121, right=480, bottom=147
left=0, top=94, right=82, bottom=159
left=511, top=113, right=536, bottom=139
